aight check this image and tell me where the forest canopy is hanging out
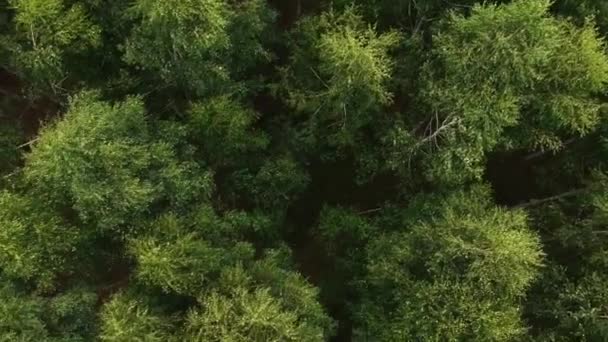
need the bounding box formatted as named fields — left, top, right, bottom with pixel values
left=1, top=0, right=608, bottom=341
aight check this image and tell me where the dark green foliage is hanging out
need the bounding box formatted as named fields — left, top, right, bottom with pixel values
left=0, top=279, right=97, bottom=341
left=124, top=0, right=275, bottom=97
left=1, top=0, right=100, bottom=96
left=231, top=156, right=310, bottom=211
left=0, top=120, right=22, bottom=177
left=333, top=0, right=484, bottom=30
left=524, top=171, right=608, bottom=340
left=554, top=0, right=608, bottom=34
left=0, top=279, right=48, bottom=341
left=188, top=96, right=269, bottom=167
left=527, top=266, right=608, bottom=341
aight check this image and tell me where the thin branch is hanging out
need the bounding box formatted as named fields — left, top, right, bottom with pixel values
left=409, top=119, right=427, bottom=135
left=30, top=24, right=37, bottom=49
left=296, top=0, right=302, bottom=19
left=358, top=207, right=382, bottom=215
left=442, top=0, right=474, bottom=9
left=417, top=116, right=459, bottom=146
left=413, top=16, right=427, bottom=35
left=310, top=67, right=330, bottom=89
left=1, top=168, right=22, bottom=180
left=17, top=137, right=40, bottom=149
left=342, top=103, right=347, bottom=129
left=513, top=189, right=587, bottom=209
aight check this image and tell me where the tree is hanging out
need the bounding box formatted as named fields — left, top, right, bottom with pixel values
left=394, top=0, right=608, bottom=184
left=526, top=266, right=608, bottom=342
left=354, top=187, right=543, bottom=340
left=128, top=211, right=257, bottom=296
left=0, top=0, right=100, bottom=96
left=524, top=171, right=608, bottom=340
left=124, top=216, right=334, bottom=340
left=184, top=260, right=334, bottom=341
left=187, top=96, right=269, bottom=168
left=2, top=0, right=608, bottom=339
left=99, top=292, right=175, bottom=342
left=0, top=278, right=48, bottom=341
left=227, top=155, right=311, bottom=221
left=124, top=0, right=275, bottom=97
left=0, top=278, right=97, bottom=341
left=279, top=7, right=400, bottom=156
left=23, top=92, right=212, bottom=233
left=0, top=191, right=82, bottom=289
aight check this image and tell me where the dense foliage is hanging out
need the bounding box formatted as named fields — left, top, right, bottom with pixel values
left=1, top=0, right=608, bottom=340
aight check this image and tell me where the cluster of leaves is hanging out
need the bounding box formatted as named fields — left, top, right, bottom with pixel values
left=1, top=0, right=608, bottom=340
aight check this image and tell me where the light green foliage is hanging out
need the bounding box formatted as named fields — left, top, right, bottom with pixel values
left=2, top=0, right=100, bottom=94
left=129, top=212, right=255, bottom=295
left=355, top=187, right=543, bottom=340
left=188, top=96, right=269, bottom=167
left=100, top=292, right=175, bottom=342
left=186, top=287, right=319, bottom=342
left=247, top=250, right=334, bottom=335
left=124, top=0, right=275, bottom=96
left=358, top=279, right=526, bottom=342
left=130, top=232, right=333, bottom=340
left=185, top=258, right=333, bottom=342
left=407, top=0, right=608, bottom=184
left=24, top=92, right=212, bottom=232
left=0, top=191, right=82, bottom=288
left=101, top=262, right=332, bottom=342
left=281, top=7, right=400, bottom=154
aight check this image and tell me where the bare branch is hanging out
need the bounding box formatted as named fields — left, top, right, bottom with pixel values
left=358, top=207, right=382, bottom=215
left=310, top=67, right=330, bottom=89
left=513, top=189, right=587, bottom=209
left=417, top=115, right=459, bottom=147
left=17, top=137, right=40, bottom=149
